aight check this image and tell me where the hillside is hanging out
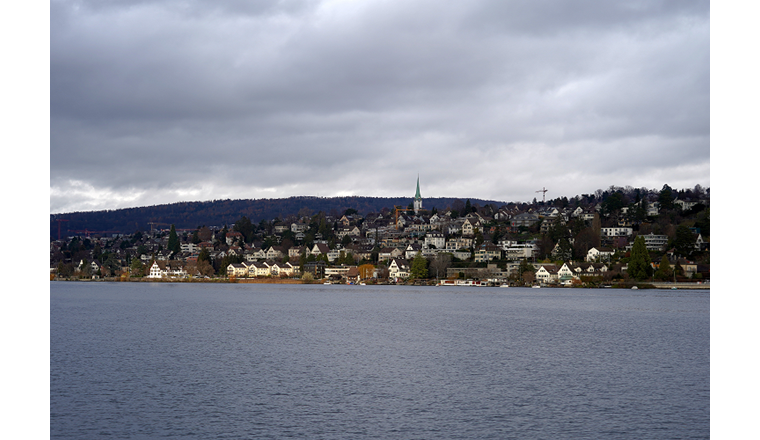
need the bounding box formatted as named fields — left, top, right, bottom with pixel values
left=50, top=196, right=505, bottom=238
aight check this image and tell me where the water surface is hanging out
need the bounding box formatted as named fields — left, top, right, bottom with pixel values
left=51, top=282, right=709, bottom=439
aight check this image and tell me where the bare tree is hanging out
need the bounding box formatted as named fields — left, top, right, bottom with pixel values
left=430, top=253, right=452, bottom=279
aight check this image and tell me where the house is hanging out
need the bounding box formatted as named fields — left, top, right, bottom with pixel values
left=346, top=244, right=374, bottom=262
left=640, top=233, right=668, bottom=252
left=429, top=213, right=446, bottom=228
left=245, top=247, right=267, bottom=261
left=180, top=242, right=199, bottom=253
left=474, top=243, right=501, bottom=262
left=345, top=266, right=361, bottom=284
left=378, top=247, right=404, bottom=262
left=148, top=261, right=163, bottom=278
left=424, top=231, right=445, bottom=250
left=288, top=246, right=305, bottom=259
left=388, top=258, right=410, bottom=279
left=405, top=243, right=423, bottom=260
left=226, top=231, right=244, bottom=245
left=274, top=224, right=290, bottom=234
left=462, top=218, right=480, bottom=236
left=270, top=262, right=297, bottom=277
left=504, top=243, right=538, bottom=260
left=565, top=262, right=608, bottom=277
left=446, top=220, right=463, bottom=235
left=291, top=223, right=309, bottom=233
left=249, top=261, right=271, bottom=277
left=586, top=247, right=614, bottom=262
left=494, top=209, right=512, bottom=221
left=557, top=263, right=580, bottom=284
left=265, top=246, right=285, bottom=260
left=535, top=264, right=560, bottom=284
left=226, top=263, right=249, bottom=278
left=674, top=199, right=700, bottom=211
left=310, top=243, right=331, bottom=258
left=446, top=236, right=473, bottom=251
left=600, top=227, right=633, bottom=237
left=149, top=261, right=188, bottom=278
left=303, top=261, right=326, bottom=278
left=510, top=213, right=539, bottom=228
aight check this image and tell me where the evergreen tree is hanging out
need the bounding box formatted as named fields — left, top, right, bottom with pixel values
left=555, top=237, right=573, bottom=261
left=410, top=252, right=428, bottom=279
left=130, top=258, right=145, bottom=277
left=198, top=247, right=210, bottom=263
left=168, top=224, right=180, bottom=254
left=654, top=256, right=673, bottom=281
left=628, top=236, right=652, bottom=281
left=658, top=184, right=675, bottom=211
left=673, top=225, right=697, bottom=258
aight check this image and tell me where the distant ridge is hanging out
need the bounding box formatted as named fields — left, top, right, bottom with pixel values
left=49, top=196, right=505, bottom=238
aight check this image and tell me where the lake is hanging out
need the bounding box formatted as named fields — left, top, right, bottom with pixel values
left=50, top=282, right=709, bottom=439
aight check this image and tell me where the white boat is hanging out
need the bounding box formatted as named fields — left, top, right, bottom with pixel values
left=500, top=284, right=510, bottom=288
left=532, top=285, right=541, bottom=289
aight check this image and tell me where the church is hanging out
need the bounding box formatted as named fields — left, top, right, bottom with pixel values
left=413, top=176, right=422, bottom=215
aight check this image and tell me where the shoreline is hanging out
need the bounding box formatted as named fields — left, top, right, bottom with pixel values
left=49, top=277, right=710, bottom=290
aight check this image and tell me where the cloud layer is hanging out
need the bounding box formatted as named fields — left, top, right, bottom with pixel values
left=50, top=0, right=709, bottom=213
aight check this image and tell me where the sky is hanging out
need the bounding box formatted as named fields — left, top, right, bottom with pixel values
left=49, top=0, right=710, bottom=214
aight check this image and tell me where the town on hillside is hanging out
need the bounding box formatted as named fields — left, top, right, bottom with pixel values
left=50, top=183, right=710, bottom=287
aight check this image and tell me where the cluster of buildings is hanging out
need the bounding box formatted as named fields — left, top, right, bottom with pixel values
left=51, top=179, right=709, bottom=283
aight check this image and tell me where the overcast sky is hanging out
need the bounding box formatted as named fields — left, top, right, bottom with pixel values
left=49, top=0, right=710, bottom=214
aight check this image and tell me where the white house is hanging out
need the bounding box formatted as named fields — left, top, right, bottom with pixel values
left=557, top=263, right=579, bottom=283
left=405, top=243, right=423, bottom=260
left=504, top=243, right=538, bottom=260
left=249, top=261, right=271, bottom=277
left=245, top=247, right=267, bottom=261
left=149, top=261, right=188, bottom=278
left=586, top=247, right=614, bottom=262
left=265, top=246, right=285, bottom=260
left=181, top=243, right=199, bottom=253
left=388, top=258, right=410, bottom=279
left=474, top=243, right=501, bottom=263
left=226, top=263, right=249, bottom=278
left=425, top=231, right=445, bottom=250
left=601, top=227, right=633, bottom=237
left=641, top=233, right=668, bottom=252
left=270, top=262, right=297, bottom=277
left=148, top=261, right=163, bottom=278
left=535, top=264, right=560, bottom=284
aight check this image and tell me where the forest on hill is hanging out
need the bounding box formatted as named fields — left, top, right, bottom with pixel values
left=50, top=196, right=504, bottom=239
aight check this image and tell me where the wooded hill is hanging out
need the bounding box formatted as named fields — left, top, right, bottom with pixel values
left=50, top=196, right=504, bottom=239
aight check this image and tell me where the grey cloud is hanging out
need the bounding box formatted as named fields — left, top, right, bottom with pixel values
left=50, top=0, right=709, bottom=213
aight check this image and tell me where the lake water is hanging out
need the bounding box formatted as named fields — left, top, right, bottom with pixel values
left=50, top=282, right=709, bottom=439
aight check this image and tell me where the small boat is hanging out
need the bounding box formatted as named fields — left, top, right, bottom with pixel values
left=500, top=284, right=510, bottom=288
left=631, top=286, right=638, bottom=290
left=532, top=285, right=541, bottom=289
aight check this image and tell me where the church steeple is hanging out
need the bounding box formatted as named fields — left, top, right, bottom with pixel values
left=413, top=175, right=422, bottom=215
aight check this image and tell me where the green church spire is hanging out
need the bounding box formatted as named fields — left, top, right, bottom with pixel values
left=413, top=175, right=422, bottom=215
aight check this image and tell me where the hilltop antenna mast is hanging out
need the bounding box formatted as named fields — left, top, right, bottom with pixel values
left=536, top=187, right=548, bottom=203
